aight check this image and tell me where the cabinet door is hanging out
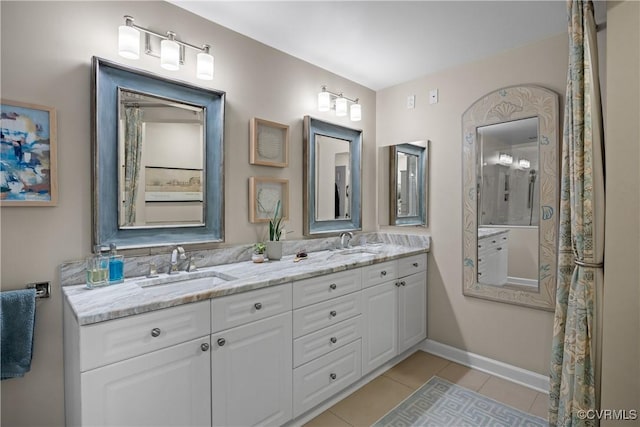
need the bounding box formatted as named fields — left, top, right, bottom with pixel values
left=398, top=272, right=427, bottom=353
left=81, top=337, right=211, bottom=427
left=361, top=281, right=398, bottom=375
left=211, top=312, right=292, bottom=427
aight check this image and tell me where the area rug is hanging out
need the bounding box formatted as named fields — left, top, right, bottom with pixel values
left=371, top=376, right=548, bottom=426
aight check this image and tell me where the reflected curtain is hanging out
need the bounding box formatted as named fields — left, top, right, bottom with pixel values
left=124, top=106, right=143, bottom=226
left=549, top=1, right=605, bottom=426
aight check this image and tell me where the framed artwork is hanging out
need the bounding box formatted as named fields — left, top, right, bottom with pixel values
left=144, top=166, right=204, bottom=202
left=249, top=176, right=289, bottom=223
left=250, top=117, right=289, bottom=167
left=0, top=100, right=58, bottom=206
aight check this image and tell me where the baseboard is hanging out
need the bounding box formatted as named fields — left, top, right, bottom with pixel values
left=421, top=339, right=549, bottom=393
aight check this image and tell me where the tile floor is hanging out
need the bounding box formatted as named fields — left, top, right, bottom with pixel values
left=304, top=350, right=549, bottom=427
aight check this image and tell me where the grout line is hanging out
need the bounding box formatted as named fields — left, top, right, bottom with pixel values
left=327, top=409, right=354, bottom=427
left=380, top=372, right=420, bottom=391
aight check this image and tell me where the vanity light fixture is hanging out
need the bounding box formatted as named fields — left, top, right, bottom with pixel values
left=518, top=158, right=530, bottom=169
left=317, top=85, right=362, bottom=122
left=498, top=153, right=513, bottom=165
left=118, top=15, right=214, bottom=80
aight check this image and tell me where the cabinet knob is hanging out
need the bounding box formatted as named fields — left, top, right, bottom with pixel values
left=400, top=281, right=406, bottom=286
left=478, top=244, right=483, bottom=248
left=151, top=328, right=161, bottom=337
left=217, top=338, right=226, bottom=347
left=330, top=337, right=337, bottom=344
left=381, top=270, right=387, bottom=276
left=478, top=272, right=483, bottom=276
left=329, top=373, right=337, bottom=380
left=254, top=302, right=263, bottom=310
left=330, top=310, right=337, bottom=318
left=201, top=343, right=210, bottom=352
left=329, top=283, right=337, bottom=290
left=412, top=262, right=419, bottom=267
left=478, top=258, right=482, bottom=262
left=492, top=240, right=496, bottom=244
left=502, top=237, right=507, bottom=240
left=496, top=247, right=503, bottom=251
left=395, top=281, right=400, bottom=287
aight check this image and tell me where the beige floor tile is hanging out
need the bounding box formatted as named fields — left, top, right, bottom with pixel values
left=436, top=362, right=490, bottom=391
left=382, top=350, right=450, bottom=390
left=528, top=392, right=550, bottom=420
left=303, top=410, right=352, bottom=427
left=329, top=375, right=413, bottom=427
left=477, top=376, right=538, bottom=412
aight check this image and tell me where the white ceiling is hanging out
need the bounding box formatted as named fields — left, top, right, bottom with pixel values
left=169, top=1, right=606, bottom=91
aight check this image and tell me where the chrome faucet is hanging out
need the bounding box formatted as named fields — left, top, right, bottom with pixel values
left=340, top=232, right=354, bottom=249
left=168, top=246, right=186, bottom=274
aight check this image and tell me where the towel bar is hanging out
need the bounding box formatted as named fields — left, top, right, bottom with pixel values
left=25, top=282, right=50, bottom=299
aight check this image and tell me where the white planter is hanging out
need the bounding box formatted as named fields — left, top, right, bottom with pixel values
left=266, top=241, right=283, bottom=260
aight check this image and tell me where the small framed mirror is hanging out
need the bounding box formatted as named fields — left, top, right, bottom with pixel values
left=92, top=57, right=225, bottom=250
left=462, top=85, right=559, bottom=311
left=303, top=116, right=362, bottom=236
left=389, top=141, right=428, bottom=226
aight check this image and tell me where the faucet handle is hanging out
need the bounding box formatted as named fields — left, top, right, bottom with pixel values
left=186, top=255, right=199, bottom=273
left=146, top=262, right=159, bottom=278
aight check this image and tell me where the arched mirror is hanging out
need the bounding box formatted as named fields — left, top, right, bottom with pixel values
left=462, top=85, right=559, bottom=310
left=92, top=57, right=225, bottom=250
left=303, top=116, right=362, bottom=236
left=389, top=141, right=428, bottom=226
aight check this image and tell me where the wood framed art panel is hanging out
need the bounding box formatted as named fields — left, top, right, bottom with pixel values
left=249, top=177, right=289, bottom=223
left=250, top=117, right=289, bottom=167
left=0, top=99, right=58, bottom=206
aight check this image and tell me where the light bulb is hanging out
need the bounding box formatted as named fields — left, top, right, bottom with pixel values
left=118, top=24, right=140, bottom=59
left=160, top=33, right=180, bottom=71
left=318, top=91, right=330, bottom=112
left=335, top=97, right=347, bottom=117
left=197, top=50, right=214, bottom=80
left=350, top=103, right=362, bottom=121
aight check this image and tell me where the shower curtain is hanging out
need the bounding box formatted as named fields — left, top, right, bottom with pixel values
left=549, top=1, right=605, bottom=426
left=124, top=106, right=143, bottom=226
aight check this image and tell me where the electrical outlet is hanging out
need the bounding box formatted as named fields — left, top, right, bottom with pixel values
left=407, top=95, right=416, bottom=109
left=429, top=89, right=438, bottom=104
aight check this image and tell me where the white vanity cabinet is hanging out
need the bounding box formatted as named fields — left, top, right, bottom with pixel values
left=477, top=231, right=509, bottom=285
left=361, top=254, right=427, bottom=375
left=63, top=300, right=211, bottom=427
left=210, top=284, right=293, bottom=427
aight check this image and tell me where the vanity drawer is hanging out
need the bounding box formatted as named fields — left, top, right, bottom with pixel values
left=211, top=283, right=292, bottom=333
left=397, top=253, right=427, bottom=276
left=362, top=260, right=398, bottom=288
left=79, top=300, right=210, bottom=372
left=293, top=269, right=362, bottom=309
left=293, top=315, right=361, bottom=368
left=293, top=340, right=362, bottom=417
left=293, top=292, right=361, bottom=338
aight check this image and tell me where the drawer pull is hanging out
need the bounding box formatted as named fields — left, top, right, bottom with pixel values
left=497, top=247, right=503, bottom=251
left=478, top=258, right=483, bottom=262
left=478, top=272, right=483, bottom=276
left=330, top=310, right=337, bottom=318
left=254, top=302, right=263, bottom=310
left=412, top=262, right=419, bottom=267
left=478, top=244, right=483, bottom=248
left=330, top=337, right=337, bottom=344
left=502, top=237, right=507, bottom=240
left=395, top=282, right=400, bottom=287
left=400, top=281, right=406, bottom=287
left=217, top=338, right=226, bottom=347
left=329, top=373, right=337, bottom=380
left=492, top=240, right=496, bottom=244
left=150, top=328, right=161, bottom=338
left=329, top=283, right=337, bottom=290
left=381, top=270, right=387, bottom=276
left=201, top=343, right=210, bottom=352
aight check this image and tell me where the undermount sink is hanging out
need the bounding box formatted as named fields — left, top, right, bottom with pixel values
left=335, top=247, right=381, bottom=256
left=138, top=270, right=237, bottom=288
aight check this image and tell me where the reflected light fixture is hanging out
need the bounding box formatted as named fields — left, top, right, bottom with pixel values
left=118, top=15, right=214, bottom=80
left=518, top=158, right=530, bottom=169
left=498, top=153, right=513, bottom=165
left=317, top=85, right=362, bottom=122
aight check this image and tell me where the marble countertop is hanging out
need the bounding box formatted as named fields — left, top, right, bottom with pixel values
left=478, top=227, right=510, bottom=239
left=63, top=244, right=427, bottom=326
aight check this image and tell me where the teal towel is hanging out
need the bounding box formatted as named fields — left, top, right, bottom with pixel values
left=1, top=289, right=36, bottom=380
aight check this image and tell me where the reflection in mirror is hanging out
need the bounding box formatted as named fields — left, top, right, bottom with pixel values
left=92, top=57, right=224, bottom=250
left=315, top=135, right=351, bottom=221
left=118, top=90, right=205, bottom=228
left=389, top=142, right=428, bottom=226
left=303, top=116, right=362, bottom=236
left=462, top=85, right=559, bottom=311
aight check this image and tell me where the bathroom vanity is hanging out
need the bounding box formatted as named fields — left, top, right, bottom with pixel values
left=62, top=243, right=428, bottom=426
left=477, top=228, right=509, bottom=286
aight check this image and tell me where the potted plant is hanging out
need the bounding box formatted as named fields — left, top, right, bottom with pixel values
left=266, top=200, right=284, bottom=260
left=252, top=242, right=266, bottom=263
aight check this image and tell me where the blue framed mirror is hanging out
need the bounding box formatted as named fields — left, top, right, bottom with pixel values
left=92, top=57, right=225, bottom=250
left=303, top=116, right=362, bottom=236
left=389, top=141, right=428, bottom=226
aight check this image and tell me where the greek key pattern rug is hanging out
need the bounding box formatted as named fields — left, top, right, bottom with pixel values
left=372, top=376, right=548, bottom=426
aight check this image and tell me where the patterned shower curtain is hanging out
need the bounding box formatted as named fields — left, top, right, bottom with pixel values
left=124, top=106, right=143, bottom=226
left=549, top=1, right=605, bottom=426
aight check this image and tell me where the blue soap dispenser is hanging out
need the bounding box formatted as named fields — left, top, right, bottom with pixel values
left=108, top=243, right=125, bottom=284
